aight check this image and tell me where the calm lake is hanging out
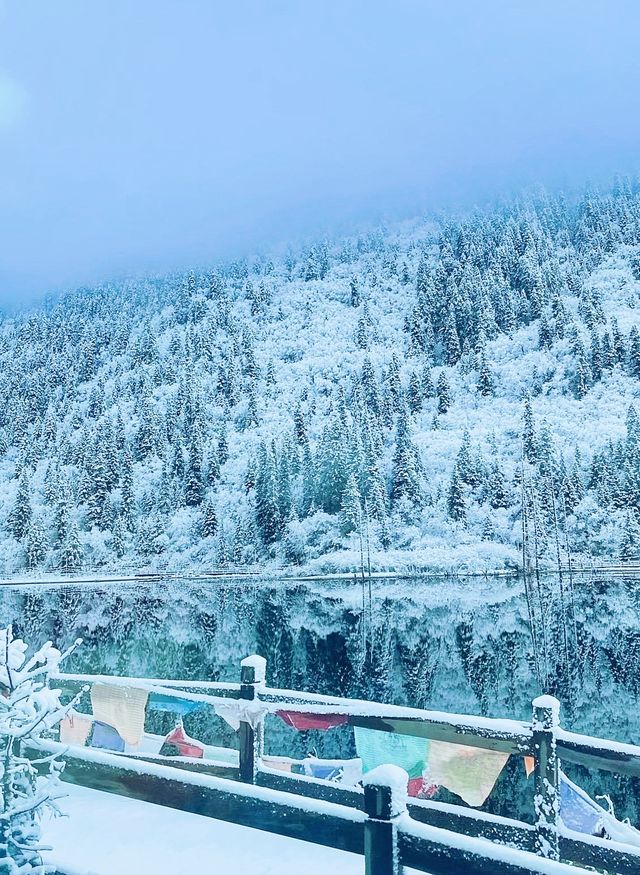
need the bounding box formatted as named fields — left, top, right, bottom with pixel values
left=1, top=573, right=639, bottom=823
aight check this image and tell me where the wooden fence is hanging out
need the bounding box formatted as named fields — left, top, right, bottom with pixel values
left=41, top=655, right=640, bottom=875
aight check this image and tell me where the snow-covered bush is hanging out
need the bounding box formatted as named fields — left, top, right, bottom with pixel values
left=0, top=627, right=81, bottom=874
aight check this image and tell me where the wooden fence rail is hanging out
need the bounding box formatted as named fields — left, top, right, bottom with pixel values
left=48, top=654, right=640, bottom=875
left=31, top=740, right=599, bottom=875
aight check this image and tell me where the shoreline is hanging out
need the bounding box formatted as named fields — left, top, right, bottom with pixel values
left=0, top=563, right=637, bottom=588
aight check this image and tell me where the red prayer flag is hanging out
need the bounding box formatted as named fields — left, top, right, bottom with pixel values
left=276, top=710, right=349, bottom=731
left=408, top=777, right=438, bottom=799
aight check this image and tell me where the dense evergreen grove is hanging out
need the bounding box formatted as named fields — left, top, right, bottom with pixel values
left=2, top=180, right=640, bottom=573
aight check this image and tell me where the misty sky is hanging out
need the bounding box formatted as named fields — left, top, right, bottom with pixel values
left=1, top=1, right=639, bottom=308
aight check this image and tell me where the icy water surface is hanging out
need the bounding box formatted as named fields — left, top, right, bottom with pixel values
left=1, top=573, right=638, bottom=823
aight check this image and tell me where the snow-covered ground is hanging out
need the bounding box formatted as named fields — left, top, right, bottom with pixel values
left=42, top=784, right=371, bottom=875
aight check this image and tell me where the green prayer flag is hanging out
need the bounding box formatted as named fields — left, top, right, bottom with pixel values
left=354, top=726, right=428, bottom=779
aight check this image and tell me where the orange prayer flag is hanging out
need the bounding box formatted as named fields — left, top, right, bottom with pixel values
left=524, top=755, right=535, bottom=777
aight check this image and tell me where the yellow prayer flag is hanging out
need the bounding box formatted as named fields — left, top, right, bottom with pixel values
left=91, top=684, right=149, bottom=747
left=424, top=741, right=509, bottom=807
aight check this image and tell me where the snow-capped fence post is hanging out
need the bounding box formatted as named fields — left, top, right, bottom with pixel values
left=363, top=765, right=407, bottom=875
left=532, top=694, right=560, bottom=860
left=238, top=654, right=266, bottom=784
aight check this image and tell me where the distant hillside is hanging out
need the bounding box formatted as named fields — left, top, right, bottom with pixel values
left=2, top=181, right=640, bottom=576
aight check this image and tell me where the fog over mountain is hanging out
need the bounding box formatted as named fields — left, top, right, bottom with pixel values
left=1, top=1, right=640, bottom=307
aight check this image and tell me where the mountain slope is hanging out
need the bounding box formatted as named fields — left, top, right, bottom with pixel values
left=2, top=183, right=640, bottom=575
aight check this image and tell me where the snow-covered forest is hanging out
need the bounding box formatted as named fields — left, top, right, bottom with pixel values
left=2, top=181, right=640, bottom=575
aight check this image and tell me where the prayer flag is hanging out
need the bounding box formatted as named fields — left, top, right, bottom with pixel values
left=60, top=711, right=93, bottom=747
left=91, top=684, right=149, bottom=746
left=90, top=720, right=125, bottom=752
left=160, top=723, right=204, bottom=758
left=560, top=773, right=603, bottom=835
left=424, top=741, right=509, bottom=807
left=276, top=711, right=349, bottom=731
left=354, top=726, right=428, bottom=779
left=148, top=692, right=204, bottom=716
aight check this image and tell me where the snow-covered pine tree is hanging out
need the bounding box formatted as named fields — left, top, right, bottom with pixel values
left=477, top=354, right=495, bottom=397
left=436, top=371, right=451, bottom=415
left=59, top=525, right=82, bottom=573
left=522, top=397, right=538, bottom=463
left=407, top=372, right=422, bottom=413
left=390, top=411, right=421, bottom=506
left=620, top=511, right=640, bottom=561
left=340, top=472, right=362, bottom=535
left=447, top=464, right=466, bottom=522
left=7, top=472, right=32, bottom=542
left=202, top=502, right=218, bottom=539
left=25, top=519, right=47, bottom=570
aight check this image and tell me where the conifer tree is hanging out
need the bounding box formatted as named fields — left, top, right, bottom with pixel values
left=421, top=364, right=435, bottom=398
left=437, top=371, right=451, bottom=415
left=447, top=464, right=466, bottom=522
left=26, top=518, right=47, bottom=569
left=477, top=354, right=495, bottom=397
left=294, top=407, right=307, bottom=445
left=620, top=511, right=640, bottom=561
left=217, top=427, right=229, bottom=467
left=487, top=461, right=509, bottom=509
left=120, top=450, right=136, bottom=531
left=444, top=310, right=461, bottom=365
left=340, top=472, right=362, bottom=534
left=59, top=524, right=82, bottom=572
left=350, top=276, right=360, bottom=307
left=355, top=314, right=369, bottom=350
left=266, top=360, right=276, bottom=391
left=300, top=444, right=316, bottom=518
left=390, top=412, right=421, bottom=505
left=407, top=372, right=422, bottom=413
left=628, top=325, right=640, bottom=379
left=574, top=346, right=590, bottom=399
left=255, top=442, right=279, bottom=544
left=111, top=516, right=126, bottom=558
left=202, top=502, right=219, bottom=538
left=277, top=450, right=292, bottom=522
left=315, top=417, right=349, bottom=514
left=523, top=397, right=537, bottom=463
left=7, top=471, right=32, bottom=541
left=538, top=312, right=553, bottom=350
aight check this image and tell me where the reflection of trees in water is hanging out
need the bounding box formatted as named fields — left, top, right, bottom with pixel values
left=1, top=576, right=639, bottom=822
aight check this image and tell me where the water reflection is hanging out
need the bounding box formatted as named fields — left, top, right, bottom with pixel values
left=1, top=574, right=638, bottom=823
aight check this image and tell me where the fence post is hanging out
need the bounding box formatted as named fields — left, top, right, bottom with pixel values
left=363, top=765, right=407, bottom=875
left=532, top=695, right=560, bottom=860
left=238, top=655, right=266, bottom=784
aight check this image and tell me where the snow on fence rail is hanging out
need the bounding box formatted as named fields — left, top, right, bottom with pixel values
left=46, top=656, right=640, bottom=875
